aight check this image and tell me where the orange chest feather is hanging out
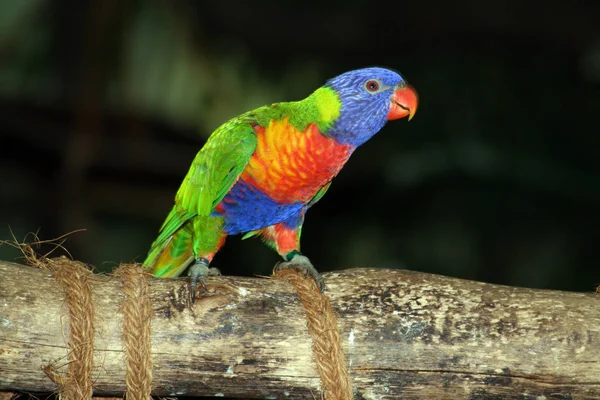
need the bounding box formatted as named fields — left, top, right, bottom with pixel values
left=240, top=118, right=353, bottom=203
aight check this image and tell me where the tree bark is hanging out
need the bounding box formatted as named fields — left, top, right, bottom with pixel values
left=0, top=260, right=599, bottom=399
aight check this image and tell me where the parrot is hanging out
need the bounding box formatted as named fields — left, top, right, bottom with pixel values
left=143, top=67, right=418, bottom=298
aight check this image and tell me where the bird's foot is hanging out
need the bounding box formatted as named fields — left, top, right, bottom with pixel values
left=274, top=253, right=324, bottom=292
left=188, top=258, right=221, bottom=303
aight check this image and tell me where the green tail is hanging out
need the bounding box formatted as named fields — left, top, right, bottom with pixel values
left=144, top=211, right=194, bottom=278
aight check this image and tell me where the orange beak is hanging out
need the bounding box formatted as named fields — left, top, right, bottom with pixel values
left=387, top=84, right=418, bottom=121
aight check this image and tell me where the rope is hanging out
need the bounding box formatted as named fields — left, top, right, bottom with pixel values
left=33, top=257, right=154, bottom=400
left=274, top=269, right=353, bottom=400
left=30, top=255, right=349, bottom=399
left=40, top=257, right=95, bottom=400
left=115, top=264, right=153, bottom=400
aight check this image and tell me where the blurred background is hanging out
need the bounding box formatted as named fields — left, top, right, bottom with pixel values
left=1, top=0, right=599, bottom=292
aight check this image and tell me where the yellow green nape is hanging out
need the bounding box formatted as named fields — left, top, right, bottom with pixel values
left=313, top=87, right=341, bottom=126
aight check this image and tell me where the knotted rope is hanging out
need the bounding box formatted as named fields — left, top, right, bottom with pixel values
left=274, top=269, right=353, bottom=400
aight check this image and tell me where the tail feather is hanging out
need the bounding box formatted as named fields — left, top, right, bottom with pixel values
left=144, top=223, right=194, bottom=278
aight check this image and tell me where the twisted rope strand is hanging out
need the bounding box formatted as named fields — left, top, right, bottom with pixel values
left=274, top=269, right=353, bottom=400
left=43, top=257, right=95, bottom=400
left=117, top=264, right=153, bottom=400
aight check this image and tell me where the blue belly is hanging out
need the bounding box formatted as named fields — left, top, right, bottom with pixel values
left=213, top=179, right=304, bottom=235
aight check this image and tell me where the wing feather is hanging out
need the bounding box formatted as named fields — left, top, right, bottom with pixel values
left=150, top=121, right=257, bottom=252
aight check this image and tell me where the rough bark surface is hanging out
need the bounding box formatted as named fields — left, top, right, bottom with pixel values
left=0, top=260, right=599, bottom=399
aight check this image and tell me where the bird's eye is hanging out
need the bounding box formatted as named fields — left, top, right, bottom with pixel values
left=364, top=79, right=380, bottom=93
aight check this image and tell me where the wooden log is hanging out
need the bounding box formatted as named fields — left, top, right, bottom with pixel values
left=0, top=260, right=599, bottom=399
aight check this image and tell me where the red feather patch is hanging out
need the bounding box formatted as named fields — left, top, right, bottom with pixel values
left=241, top=118, right=353, bottom=203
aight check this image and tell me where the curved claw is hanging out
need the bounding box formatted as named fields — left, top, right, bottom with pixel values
left=274, top=254, right=324, bottom=292
left=188, top=258, right=221, bottom=303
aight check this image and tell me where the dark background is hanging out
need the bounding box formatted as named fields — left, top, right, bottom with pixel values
left=1, top=0, right=599, bottom=292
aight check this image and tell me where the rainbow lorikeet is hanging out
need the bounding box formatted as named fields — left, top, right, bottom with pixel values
left=144, top=67, right=418, bottom=297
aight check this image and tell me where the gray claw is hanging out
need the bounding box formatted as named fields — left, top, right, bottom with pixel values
left=275, top=254, right=324, bottom=292
left=188, top=259, right=221, bottom=303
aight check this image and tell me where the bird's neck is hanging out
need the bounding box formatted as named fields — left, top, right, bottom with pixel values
left=310, top=87, right=341, bottom=129
left=284, top=87, right=341, bottom=134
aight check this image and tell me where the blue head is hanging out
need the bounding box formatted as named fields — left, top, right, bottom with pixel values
left=324, top=67, right=418, bottom=147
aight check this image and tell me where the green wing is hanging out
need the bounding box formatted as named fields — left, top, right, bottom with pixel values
left=150, top=120, right=258, bottom=251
